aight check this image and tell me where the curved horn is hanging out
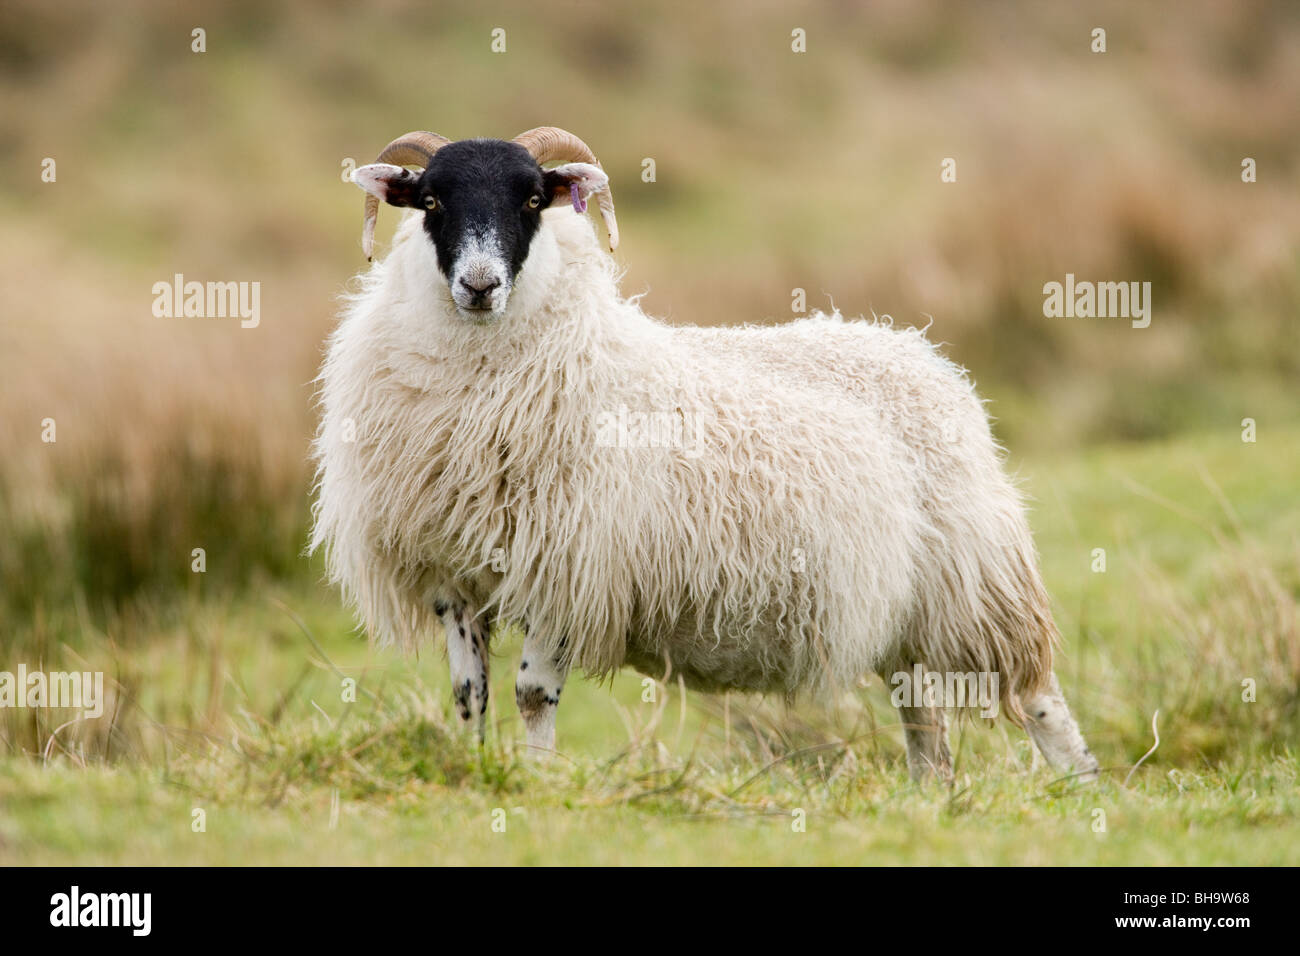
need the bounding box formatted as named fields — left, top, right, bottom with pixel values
left=512, top=126, right=619, bottom=251
left=361, top=131, right=451, bottom=259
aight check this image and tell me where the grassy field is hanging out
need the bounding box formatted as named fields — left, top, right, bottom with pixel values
left=1, top=0, right=1297, bottom=866
left=3, top=426, right=1296, bottom=866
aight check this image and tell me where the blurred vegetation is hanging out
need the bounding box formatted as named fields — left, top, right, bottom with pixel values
left=0, top=0, right=1297, bottom=841
left=2, top=0, right=1299, bottom=618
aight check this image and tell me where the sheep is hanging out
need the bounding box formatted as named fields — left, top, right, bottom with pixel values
left=310, top=126, right=1099, bottom=782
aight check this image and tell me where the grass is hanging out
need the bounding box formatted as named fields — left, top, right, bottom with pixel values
left=4, top=749, right=1296, bottom=866
left=1, top=427, right=1296, bottom=865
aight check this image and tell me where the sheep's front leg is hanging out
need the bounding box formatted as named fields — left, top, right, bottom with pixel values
left=515, top=629, right=569, bottom=753
left=435, top=601, right=490, bottom=741
left=898, top=704, right=953, bottom=782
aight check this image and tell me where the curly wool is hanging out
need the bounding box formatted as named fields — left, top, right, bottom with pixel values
left=311, top=208, right=1055, bottom=721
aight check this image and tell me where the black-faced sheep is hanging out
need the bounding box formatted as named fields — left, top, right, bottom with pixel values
left=311, top=127, right=1098, bottom=781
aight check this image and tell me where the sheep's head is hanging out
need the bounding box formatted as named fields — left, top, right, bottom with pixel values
left=352, top=127, right=618, bottom=318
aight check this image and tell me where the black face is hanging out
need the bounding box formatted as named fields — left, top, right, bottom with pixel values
left=380, top=139, right=575, bottom=314
left=421, top=140, right=544, bottom=282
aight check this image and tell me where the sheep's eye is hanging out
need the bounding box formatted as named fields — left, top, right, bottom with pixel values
left=423, top=194, right=438, bottom=210
left=526, top=194, right=542, bottom=210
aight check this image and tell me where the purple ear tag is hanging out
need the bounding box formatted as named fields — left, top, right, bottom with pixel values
left=570, top=183, right=587, bottom=213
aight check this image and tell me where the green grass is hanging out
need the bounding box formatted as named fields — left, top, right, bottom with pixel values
left=1, top=426, right=1297, bottom=865
left=3, top=752, right=1296, bottom=866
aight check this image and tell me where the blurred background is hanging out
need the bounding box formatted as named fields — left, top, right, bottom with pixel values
left=0, top=0, right=1297, bottom=778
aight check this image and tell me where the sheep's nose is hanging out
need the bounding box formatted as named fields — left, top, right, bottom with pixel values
left=459, top=276, right=500, bottom=297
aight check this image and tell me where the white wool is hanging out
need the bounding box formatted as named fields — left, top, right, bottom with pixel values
left=311, top=207, right=1054, bottom=720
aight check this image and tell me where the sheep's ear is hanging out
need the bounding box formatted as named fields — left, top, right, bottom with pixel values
left=352, top=163, right=422, bottom=207
left=542, top=162, right=609, bottom=213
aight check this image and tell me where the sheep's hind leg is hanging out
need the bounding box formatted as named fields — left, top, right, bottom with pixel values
left=436, top=601, right=490, bottom=742
left=515, top=628, right=568, bottom=753
left=1021, top=672, right=1099, bottom=782
left=898, top=704, right=953, bottom=782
